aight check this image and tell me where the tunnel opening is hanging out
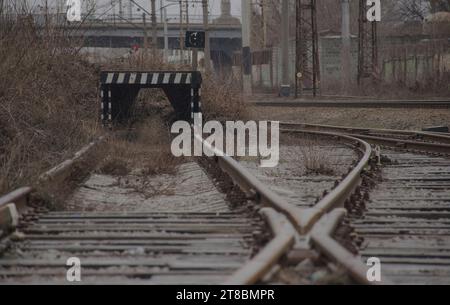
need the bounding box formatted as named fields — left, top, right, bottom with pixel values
left=99, top=71, right=202, bottom=126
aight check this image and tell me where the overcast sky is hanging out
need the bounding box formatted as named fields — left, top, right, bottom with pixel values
left=32, top=0, right=242, bottom=21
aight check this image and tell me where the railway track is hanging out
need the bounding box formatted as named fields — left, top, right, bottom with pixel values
left=0, top=211, right=257, bottom=284
left=252, top=98, right=450, bottom=109
left=281, top=122, right=450, bottom=284
left=197, top=129, right=374, bottom=283
left=236, top=137, right=357, bottom=209
left=281, top=122, right=450, bottom=153
left=2, top=118, right=449, bottom=285
left=353, top=150, right=450, bottom=284
left=0, top=125, right=374, bottom=285
left=0, top=148, right=263, bottom=284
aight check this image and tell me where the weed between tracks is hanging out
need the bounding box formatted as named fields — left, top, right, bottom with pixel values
left=96, top=98, right=184, bottom=198
left=282, top=134, right=337, bottom=176
left=98, top=118, right=181, bottom=177
left=299, top=139, right=336, bottom=176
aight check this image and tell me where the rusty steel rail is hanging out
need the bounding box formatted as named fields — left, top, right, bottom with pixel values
left=38, top=136, right=106, bottom=186
left=0, top=187, right=33, bottom=212
left=252, top=99, right=450, bottom=109
left=278, top=122, right=450, bottom=284
left=196, top=133, right=300, bottom=284
left=347, top=133, right=450, bottom=154
left=276, top=128, right=376, bottom=284
left=197, top=129, right=372, bottom=233
left=197, top=128, right=375, bottom=284
left=3, top=127, right=374, bottom=285
left=195, top=133, right=306, bottom=233
left=0, top=136, right=105, bottom=233
left=0, top=188, right=32, bottom=232
left=280, top=122, right=450, bottom=145
left=1, top=131, right=297, bottom=285
left=1, top=136, right=105, bottom=210
left=224, top=208, right=296, bottom=284
left=309, top=209, right=381, bottom=285
left=279, top=129, right=373, bottom=232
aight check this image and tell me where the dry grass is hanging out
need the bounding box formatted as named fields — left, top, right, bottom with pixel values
left=0, top=13, right=247, bottom=199
left=96, top=108, right=184, bottom=199
left=90, top=77, right=186, bottom=198
left=0, top=16, right=100, bottom=194
left=201, top=74, right=249, bottom=121
left=300, top=144, right=336, bottom=175
left=283, top=134, right=337, bottom=176
left=102, top=49, right=190, bottom=71
left=97, top=110, right=183, bottom=177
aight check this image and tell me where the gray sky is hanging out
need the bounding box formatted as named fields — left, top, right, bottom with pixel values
left=32, top=0, right=242, bottom=21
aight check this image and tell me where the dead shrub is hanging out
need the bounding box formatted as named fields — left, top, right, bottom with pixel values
left=0, top=16, right=100, bottom=194
left=300, top=139, right=335, bottom=176
left=201, top=74, right=249, bottom=121
left=282, top=134, right=337, bottom=176
left=300, top=137, right=336, bottom=175
left=101, top=49, right=190, bottom=71
left=98, top=156, right=130, bottom=176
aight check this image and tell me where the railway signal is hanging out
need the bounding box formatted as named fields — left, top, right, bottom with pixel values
left=185, top=31, right=205, bottom=49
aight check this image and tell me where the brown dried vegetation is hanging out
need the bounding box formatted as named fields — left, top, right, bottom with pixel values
left=201, top=74, right=249, bottom=121
left=0, top=17, right=100, bottom=194
left=97, top=92, right=183, bottom=178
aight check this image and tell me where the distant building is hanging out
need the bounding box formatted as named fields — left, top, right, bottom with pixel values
left=213, top=0, right=240, bottom=26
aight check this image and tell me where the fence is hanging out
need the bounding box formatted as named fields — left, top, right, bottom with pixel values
left=232, top=36, right=450, bottom=94
left=380, top=39, right=450, bottom=87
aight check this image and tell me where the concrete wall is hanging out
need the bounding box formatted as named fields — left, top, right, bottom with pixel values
left=249, top=35, right=359, bottom=91
left=319, top=36, right=358, bottom=88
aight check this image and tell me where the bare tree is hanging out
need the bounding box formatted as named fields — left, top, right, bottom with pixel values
left=398, top=0, right=430, bottom=20
left=398, top=0, right=450, bottom=21
left=429, top=0, right=450, bottom=12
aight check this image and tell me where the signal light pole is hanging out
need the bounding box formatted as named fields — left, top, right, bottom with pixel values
left=280, top=0, right=290, bottom=96
left=202, top=0, right=211, bottom=73
left=241, top=0, right=252, bottom=95
left=151, top=0, right=157, bottom=52
left=341, top=0, right=351, bottom=93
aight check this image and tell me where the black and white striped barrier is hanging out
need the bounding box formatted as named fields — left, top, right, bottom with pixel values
left=99, top=71, right=202, bottom=126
